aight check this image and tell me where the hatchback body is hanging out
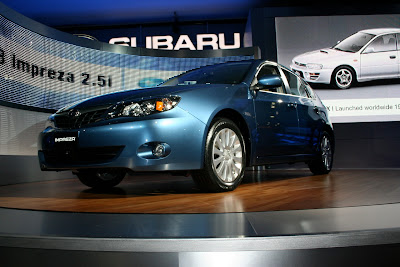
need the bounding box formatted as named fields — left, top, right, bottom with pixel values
left=291, top=28, right=400, bottom=89
left=38, top=60, right=334, bottom=192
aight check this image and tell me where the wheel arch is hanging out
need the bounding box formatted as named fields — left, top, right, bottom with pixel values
left=321, top=124, right=335, bottom=154
left=208, top=109, right=252, bottom=166
left=331, top=64, right=358, bottom=84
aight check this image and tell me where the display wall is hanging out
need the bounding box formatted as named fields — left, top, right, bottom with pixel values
left=0, top=16, right=254, bottom=112
left=2, top=1, right=400, bottom=171
left=61, top=19, right=249, bottom=50
left=276, top=14, right=400, bottom=123
left=250, top=5, right=400, bottom=168
left=0, top=2, right=256, bottom=156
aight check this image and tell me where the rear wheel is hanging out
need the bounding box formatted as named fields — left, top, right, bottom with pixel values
left=192, top=119, right=246, bottom=192
left=76, top=169, right=126, bottom=189
left=308, top=132, right=333, bottom=175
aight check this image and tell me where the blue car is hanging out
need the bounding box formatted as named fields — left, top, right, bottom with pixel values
left=38, top=60, right=334, bottom=192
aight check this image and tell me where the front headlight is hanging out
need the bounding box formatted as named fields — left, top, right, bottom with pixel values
left=45, top=114, right=55, bottom=129
left=107, top=96, right=181, bottom=119
left=306, top=63, right=323, bottom=70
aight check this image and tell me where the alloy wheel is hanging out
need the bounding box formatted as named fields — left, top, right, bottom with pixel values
left=335, top=68, right=352, bottom=89
left=321, top=135, right=332, bottom=170
left=212, top=128, right=243, bottom=183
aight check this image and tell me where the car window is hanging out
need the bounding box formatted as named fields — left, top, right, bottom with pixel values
left=333, top=32, right=375, bottom=53
left=305, top=83, right=315, bottom=99
left=281, top=69, right=309, bottom=98
left=251, top=64, right=284, bottom=93
left=364, top=34, right=397, bottom=53
left=298, top=83, right=310, bottom=98
left=397, top=34, right=400, bottom=50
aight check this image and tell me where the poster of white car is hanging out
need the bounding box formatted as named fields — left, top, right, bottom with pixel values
left=290, top=28, right=400, bottom=89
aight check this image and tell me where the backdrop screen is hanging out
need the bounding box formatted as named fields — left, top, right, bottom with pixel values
left=276, top=14, right=400, bottom=123
left=0, top=12, right=254, bottom=155
left=0, top=15, right=253, bottom=112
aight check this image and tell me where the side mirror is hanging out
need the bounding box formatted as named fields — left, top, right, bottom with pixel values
left=256, top=74, right=283, bottom=90
left=363, top=47, right=374, bottom=54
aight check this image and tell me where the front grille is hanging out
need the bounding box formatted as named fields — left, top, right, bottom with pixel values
left=54, top=107, right=109, bottom=129
left=43, top=146, right=124, bottom=164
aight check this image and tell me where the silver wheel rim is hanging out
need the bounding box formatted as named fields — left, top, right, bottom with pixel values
left=212, top=128, right=243, bottom=183
left=335, top=68, right=352, bottom=88
left=321, top=135, right=332, bottom=170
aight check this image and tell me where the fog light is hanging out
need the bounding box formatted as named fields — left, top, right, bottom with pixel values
left=137, top=142, right=171, bottom=159
left=307, top=72, right=320, bottom=80
left=153, top=144, right=166, bottom=157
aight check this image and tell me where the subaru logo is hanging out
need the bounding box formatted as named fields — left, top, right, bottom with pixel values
left=69, top=109, right=81, bottom=117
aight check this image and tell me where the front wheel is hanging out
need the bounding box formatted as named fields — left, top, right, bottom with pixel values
left=331, top=66, right=355, bottom=89
left=192, top=119, right=246, bottom=192
left=76, top=169, right=126, bottom=189
left=308, top=132, right=333, bottom=175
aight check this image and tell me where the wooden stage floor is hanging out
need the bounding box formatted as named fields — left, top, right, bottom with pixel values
left=0, top=169, right=399, bottom=214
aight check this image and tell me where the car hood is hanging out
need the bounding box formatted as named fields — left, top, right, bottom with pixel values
left=293, top=48, right=355, bottom=64
left=59, top=84, right=229, bottom=111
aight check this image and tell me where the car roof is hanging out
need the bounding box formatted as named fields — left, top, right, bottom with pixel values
left=359, top=28, right=400, bottom=35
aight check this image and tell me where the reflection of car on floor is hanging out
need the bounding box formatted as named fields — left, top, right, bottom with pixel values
left=291, top=28, right=400, bottom=89
left=38, top=60, right=334, bottom=192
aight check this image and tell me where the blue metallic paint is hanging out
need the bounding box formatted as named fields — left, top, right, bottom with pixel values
left=39, top=106, right=206, bottom=171
left=38, top=60, right=333, bottom=181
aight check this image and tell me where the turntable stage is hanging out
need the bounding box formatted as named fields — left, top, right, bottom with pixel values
left=1, top=168, right=400, bottom=266
left=0, top=169, right=399, bottom=213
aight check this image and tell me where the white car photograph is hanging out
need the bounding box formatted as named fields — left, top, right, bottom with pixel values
left=290, top=28, right=400, bottom=89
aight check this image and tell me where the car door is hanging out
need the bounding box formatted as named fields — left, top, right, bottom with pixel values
left=281, top=68, right=322, bottom=155
left=252, top=63, right=300, bottom=163
left=360, top=34, right=399, bottom=79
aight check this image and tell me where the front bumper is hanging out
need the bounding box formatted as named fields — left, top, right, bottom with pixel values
left=38, top=107, right=206, bottom=172
left=290, top=64, right=333, bottom=84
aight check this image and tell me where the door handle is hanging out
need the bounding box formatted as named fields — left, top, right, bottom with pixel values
left=390, top=55, right=396, bottom=59
left=288, top=102, right=297, bottom=108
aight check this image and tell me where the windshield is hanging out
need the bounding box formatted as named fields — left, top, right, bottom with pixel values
left=160, top=61, right=253, bottom=86
left=333, top=32, right=375, bottom=53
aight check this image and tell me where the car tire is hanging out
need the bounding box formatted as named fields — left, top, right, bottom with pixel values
left=331, top=66, right=355, bottom=89
left=76, top=169, right=126, bottom=189
left=308, top=131, right=334, bottom=175
left=192, top=119, right=246, bottom=192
